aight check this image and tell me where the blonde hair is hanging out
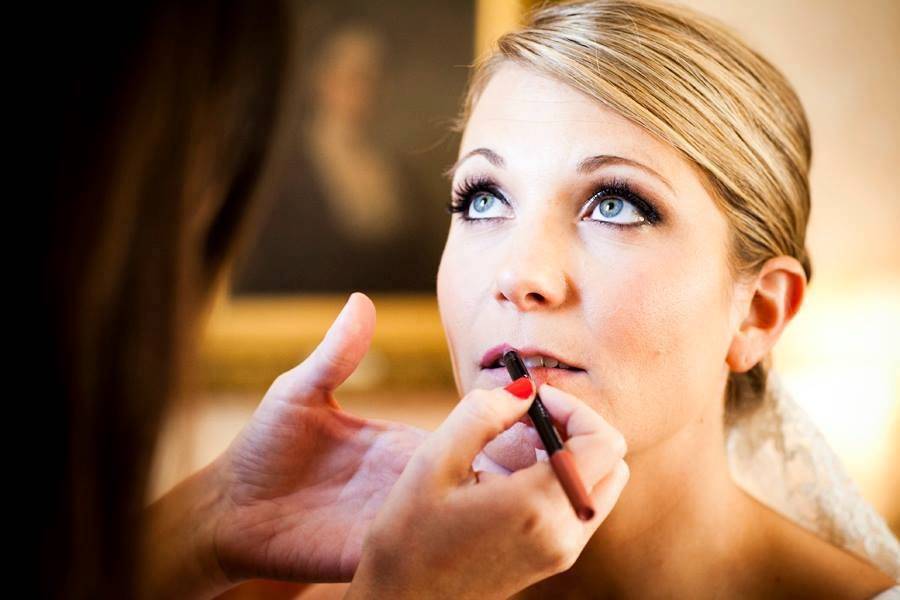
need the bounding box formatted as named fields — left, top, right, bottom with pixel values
left=460, top=0, right=813, bottom=418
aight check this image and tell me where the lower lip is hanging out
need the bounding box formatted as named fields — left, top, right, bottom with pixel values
left=480, top=366, right=586, bottom=387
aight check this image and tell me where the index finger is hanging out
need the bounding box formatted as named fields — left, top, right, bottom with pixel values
left=417, top=381, right=535, bottom=483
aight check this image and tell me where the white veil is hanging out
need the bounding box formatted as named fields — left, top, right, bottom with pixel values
left=726, top=369, right=900, bottom=582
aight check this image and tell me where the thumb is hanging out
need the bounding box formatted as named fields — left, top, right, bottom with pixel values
left=275, top=292, right=376, bottom=401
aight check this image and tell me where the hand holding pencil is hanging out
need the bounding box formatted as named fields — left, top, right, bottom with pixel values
left=349, top=373, right=630, bottom=599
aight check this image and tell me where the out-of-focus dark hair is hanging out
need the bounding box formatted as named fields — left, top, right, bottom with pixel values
left=34, top=3, right=290, bottom=597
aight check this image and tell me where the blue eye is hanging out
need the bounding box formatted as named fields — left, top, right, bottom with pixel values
left=448, top=178, right=514, bottom=221
left=585, top=197, right=645, bottom=225
left=583, top=189, right=655, bottom=227
left=448, top=179, right=662, bottom=227
left=596, top=198, right=625, bottom=218
left=467, top=191, right=511, bottom=219
left=472, top=192, right=495, bottom=213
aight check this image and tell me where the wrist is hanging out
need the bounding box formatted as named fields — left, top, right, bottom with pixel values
left=139, top=457, right=238, bottom=599
left=346, top=536, right=425, bottom=600
left=345, top=543, right=393, bottom=600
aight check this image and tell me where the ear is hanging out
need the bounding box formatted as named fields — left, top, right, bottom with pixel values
left=726, top=256, right=807, bottom=373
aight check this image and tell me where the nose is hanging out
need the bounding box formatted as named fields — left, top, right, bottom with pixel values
left=495, top=226, right=570, bottom=311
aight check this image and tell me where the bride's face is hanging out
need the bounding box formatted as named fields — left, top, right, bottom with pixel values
left=437, top=64, right=743, bottom=457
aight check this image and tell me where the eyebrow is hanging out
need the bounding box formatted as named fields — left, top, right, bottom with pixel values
left=444, top=147, right=504, bottom=179
left=577, top=155, right=674, bottom=192
left=445, top=147, right=674, bottom=193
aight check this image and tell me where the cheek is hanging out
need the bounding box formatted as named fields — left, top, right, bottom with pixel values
left=437, top=231, right=473, bottom=326
left=437, top=230, right=491, bottom=384
left=436, top=243, right=458, bottom=339
left=581, top=245, right=732, bottom=447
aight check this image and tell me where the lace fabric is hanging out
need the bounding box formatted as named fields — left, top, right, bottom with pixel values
left=871, top=586, right=900, bottom=599
left=726, top=370, right=900, bottom=582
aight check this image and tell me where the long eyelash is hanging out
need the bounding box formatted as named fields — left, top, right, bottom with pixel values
left=446, top=176, right=663, bottom=227
left=446, top=175, right=504, bottom=216
left=588, top=178, right=663, bottom=227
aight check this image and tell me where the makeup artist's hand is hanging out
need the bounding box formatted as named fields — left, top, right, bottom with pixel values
left=141, top=293, right=427, bottom=598
left=347, top=382, right=630, bottom=600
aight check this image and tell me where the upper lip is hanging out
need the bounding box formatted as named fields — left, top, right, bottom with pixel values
left=479, top=343, right=584, bottom=370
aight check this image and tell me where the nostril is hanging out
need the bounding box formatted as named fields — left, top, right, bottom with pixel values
left=498, top=290, right=547, bottom=308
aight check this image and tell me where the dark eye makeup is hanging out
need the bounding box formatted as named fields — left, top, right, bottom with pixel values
left=446, top=174, right=665, bottom=229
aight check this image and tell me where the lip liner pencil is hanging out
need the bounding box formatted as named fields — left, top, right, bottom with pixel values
left=502, top=349, right=595, bottom=521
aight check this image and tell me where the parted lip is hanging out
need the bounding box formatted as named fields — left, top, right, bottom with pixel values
left=479, top=342, right=585, bottom=370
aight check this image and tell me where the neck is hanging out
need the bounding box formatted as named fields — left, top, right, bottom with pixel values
left=544, top=395, right=757, bottom=597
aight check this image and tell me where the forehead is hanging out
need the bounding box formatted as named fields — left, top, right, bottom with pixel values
left=461, top=64, right=681, bottom=178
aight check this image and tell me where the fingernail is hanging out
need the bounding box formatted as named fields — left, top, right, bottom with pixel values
left=504, top=377, right=533, bottom=399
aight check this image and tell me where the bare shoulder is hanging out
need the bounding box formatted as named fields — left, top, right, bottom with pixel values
left=744, top=494, right=896, bottom=599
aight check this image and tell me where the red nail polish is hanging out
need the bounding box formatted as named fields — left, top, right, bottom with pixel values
left=504, top=377, right=533, bottom=399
